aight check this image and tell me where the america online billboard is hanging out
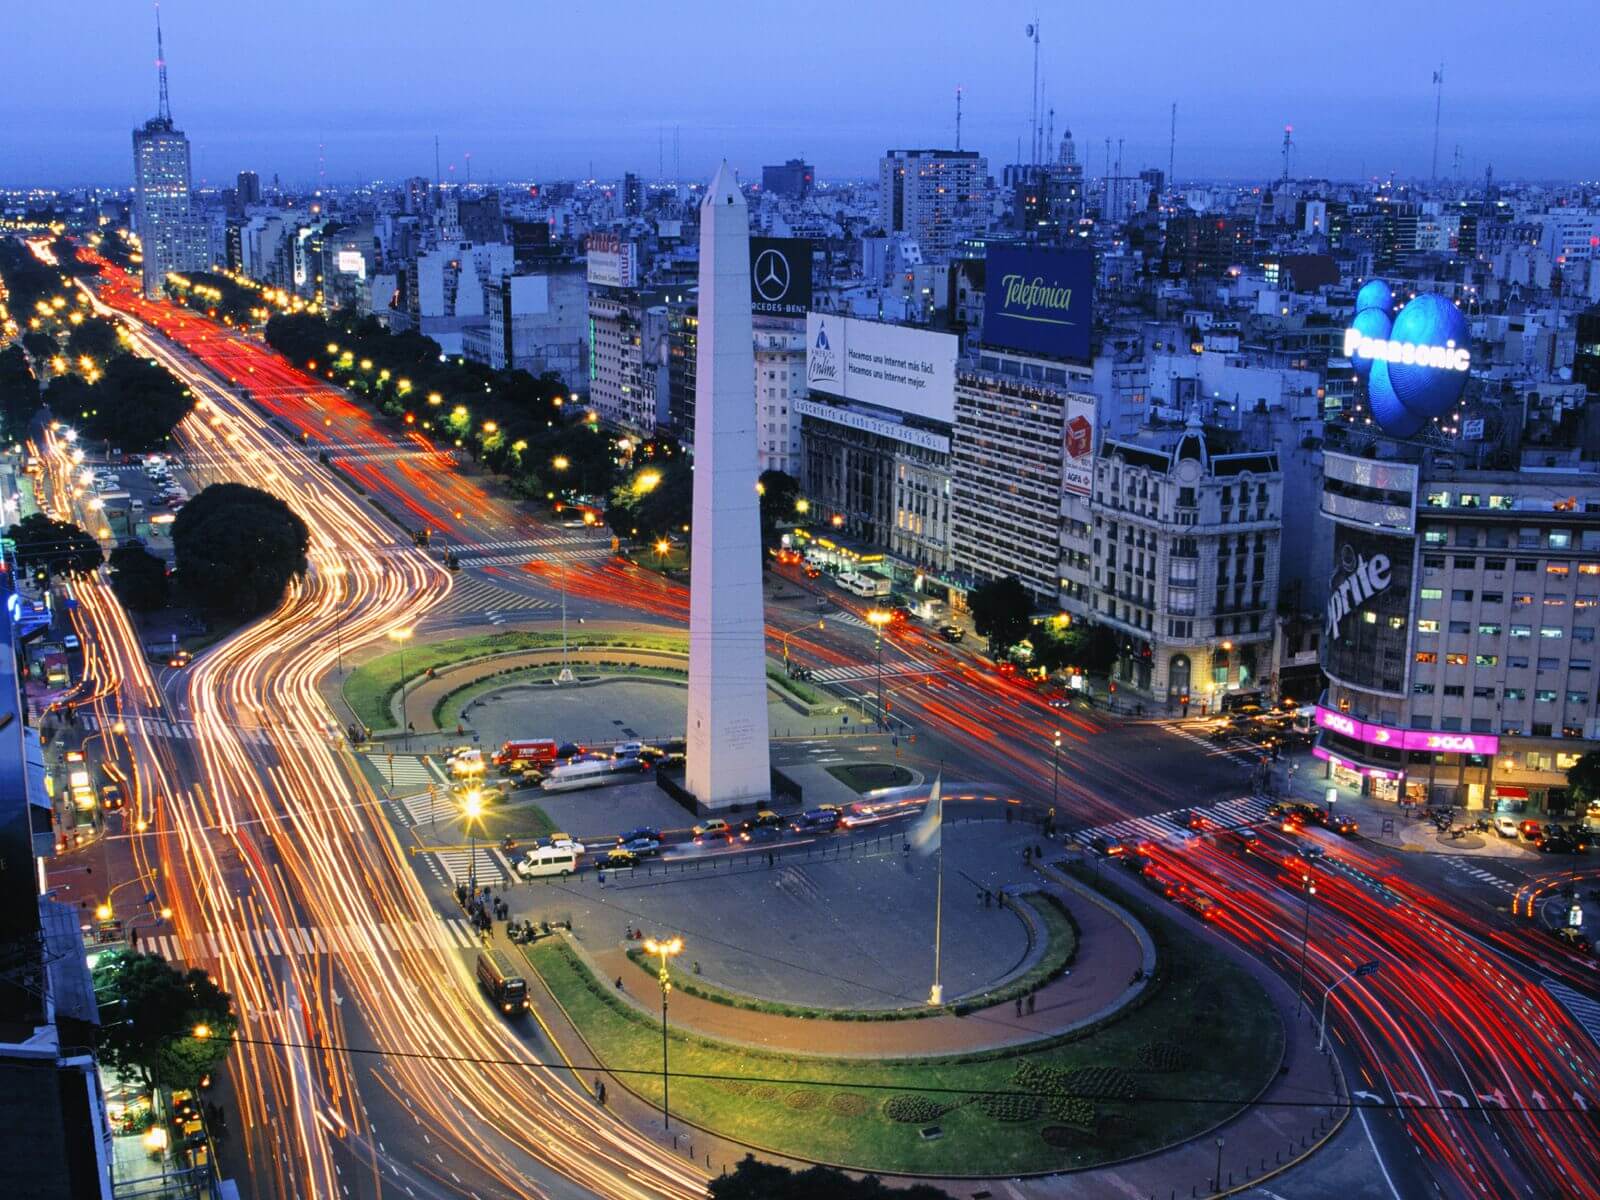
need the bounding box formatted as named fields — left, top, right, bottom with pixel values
left=1346, top=280, right=1472, bottom=437
left=982, top=246, right=1094, bottom=361
left=804, top=314, right=957, bottom=425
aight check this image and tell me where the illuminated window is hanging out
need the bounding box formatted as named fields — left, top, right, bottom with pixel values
left=1478, top=623, right=1501, bottom=636
left=1445, top=653, right=1468, bottom=666
left=1415, top=651, right=1438, bottom=664
left=1474, top=654, right=1498, bottom=667
left=1540, top=627, right=1564, bottom=639
left=1579, top=564, right=1600, bottom=576
left=1510, top=625, right=1531, bottom=638
left=1547, top=563, right=1570, bottom=577
left=1420, top=587, right=1443, bottom=601
left=1417, top=619, right=1440, bottom=634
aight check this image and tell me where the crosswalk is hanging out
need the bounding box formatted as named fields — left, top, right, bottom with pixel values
left=432, top=847, right=514, bottom=888
left=437, top=576, right=558, bottom=620
left=1069, top=794, right=1273, bottom=847
left=457, top=548, right=612, bottom=568
left=805, top=660, right=945, bottom=686
left=1162, top=722, right=1269, bottom=760
left=79, top=712, right=285, bottom=747
left=365, top=752, right=443, bottom=791
left=1444, top=856, right=1520, bottom=894
left=1545, top=979, right=1600, bottom=1049
left=137, top=917, right=483, bottom=965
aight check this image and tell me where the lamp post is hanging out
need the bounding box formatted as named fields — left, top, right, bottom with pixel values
left=388, top=627, right=414, bottom=749
left=780, top=617, right=826, bottom=672
left=1213, top=1136, right=1224, bottom=1192
left=1319, top=960, right=1381, bottom=1051
left=462, top=790, right=484, bottom=894
left=1051, top=730, right=1062, bottom=812
left=642, top=935, right=684, bottom=1129
left=1295, top=872, right=1317, bottom=1017
left=866, top=608, right=892, bottom=728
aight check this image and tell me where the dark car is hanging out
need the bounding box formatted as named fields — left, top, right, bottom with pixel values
left=1535, top=830, right=1578, bottom=854
left=790, top=808, right=840, bottom=834
left=741, top=810, right=784, bottom=832
left=618, top=826, right=661, bottom=846
left=937, top=624, right=965, bottom=643
left=740, top=824, right=782, bottom=845
left=1177, top=809, right=1207, bottom=832
left=619, top=835, right=662, bottom=856
left=1549, top=926, right=1593, bottom=956
left=554, top=742, right=588, bottom=760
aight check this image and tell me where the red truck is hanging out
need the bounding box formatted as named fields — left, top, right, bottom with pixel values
left=493, top=739, right=558, bottom=770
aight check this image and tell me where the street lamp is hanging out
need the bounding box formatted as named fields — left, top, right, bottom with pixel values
left=780, top=618, right=825, bottom=671
left=866, top=608, right=892, bottom=728
left=1213, top=1136, right=1224, bottom=1191
left=1051, top=730, right=1063, bottom=812
left=388, top=627, right=414, bottom=750
left=642, top=935, right=684, bottom=1129
left=462, top=790, right=484, bottom=894
left=1295, top=872, right=1317, bottom=1017
left=1319, top=961, right=1381, bottom=1051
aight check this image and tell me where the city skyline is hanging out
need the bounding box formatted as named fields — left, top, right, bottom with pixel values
left=3, top=0, right=1598, bottom=188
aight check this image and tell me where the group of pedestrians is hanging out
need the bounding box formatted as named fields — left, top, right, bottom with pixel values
left=458, top=883, right=509, bottom=935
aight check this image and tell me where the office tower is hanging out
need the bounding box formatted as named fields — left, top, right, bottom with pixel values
left=622, top=172, right=643, bottom=217
left=685, top=162, right=771, bottom=811
left=878, top=149, right=990, bottom=262
left=131, top=9, right=203, bottom=297
left=236, top=169, right=261, bottom=207
left=762, top=158, right=814, bottom=200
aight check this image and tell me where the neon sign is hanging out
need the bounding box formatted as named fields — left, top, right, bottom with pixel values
left=1342, top=327, right=1470, bottom=373
left=1314, top=706, right=1498, bottom=755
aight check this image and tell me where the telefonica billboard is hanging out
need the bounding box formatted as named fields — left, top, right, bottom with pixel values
left=982, top=246, right=1094, bottom=361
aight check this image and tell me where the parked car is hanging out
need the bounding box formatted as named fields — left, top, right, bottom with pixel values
left=1549, top=926, right=1593, bottom=956
left=1492, top=815, right=1521, bottom=839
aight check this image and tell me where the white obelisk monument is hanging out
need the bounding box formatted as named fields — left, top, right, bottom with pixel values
left=684, top=162, right=771, bottom=811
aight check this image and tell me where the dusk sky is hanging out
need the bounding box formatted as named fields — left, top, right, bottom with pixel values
left=4, top=0, right=1596, bottom=188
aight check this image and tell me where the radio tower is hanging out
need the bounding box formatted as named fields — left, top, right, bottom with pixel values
left=1280, top=125, right=1294, bottom=185
left=1025, top=18, right=1041, bottom=165
left=154, top=2, right=172, bottom=125
left=955, top=85, right=963, bottom=151
left=1430, top=64, right=1444, bottom=183
left=1168, top=101, right=1176, bottom=187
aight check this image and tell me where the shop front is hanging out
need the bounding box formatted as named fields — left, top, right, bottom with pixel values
left=1313, top=705, right=1499, bottom=807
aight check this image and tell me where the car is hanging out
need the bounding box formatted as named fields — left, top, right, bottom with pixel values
left=603, top=848, right=640, bottom=869
left=1177, top=810, right=1207, bottom=832
left=1519, top=819, right=1545, bottom=842
left=619, top=835, right=662, bottom=855
left=937, top=624, right=965, bottom=643
left=1549, top=926, right=1593, bottom=956
left=1142, top=866, right=1183, bottom=899
left=790, top=808, right=840, bottom=834
left=167, top=650, right=192, bottom=668
left=1535, top=830, right=1578, bottom=854
left=740, top=823, right=782, bottom=844
left=1325, top=814, right=1359, bottom=836
left=62, top=633, right=80, bottom=651
left=100, top=783, right=126, bottom=811
left=1105, top=837, right=1141, bottom=859
left=692, top=818, right=731, bottom=843
left=554, top=742, right=588, bottom=760
left=803, top=564, right=822, bottom=579
left=1492, top=815, right=1521, bottom=839
left=741, top=810, right=783, bottom=832
left=1179, top=890, right=1221, bottom=920
left=612, top=740, right=644, bottom=758
left=618, top=826, right=661, bottom=846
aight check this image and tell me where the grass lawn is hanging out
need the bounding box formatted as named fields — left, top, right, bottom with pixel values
left=826, top=762, right=915, bottom=793
left=344, top=630, right=688, bottom=729
left=623, top=893, right=1076, bottom=1022
left=525, top=886, right=1282, bottom=1176
left=432, top=664, right=690, bottom=728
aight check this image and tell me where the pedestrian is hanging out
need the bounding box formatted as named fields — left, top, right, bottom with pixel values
left=1035, top=843, right=1043, bottom=860
left=984, top=889, right=992, bottom=908
left=1015, top=996, right=1023, bottom=1018
left=615, top=976, right=624, bottom=990
left=977, top=889, right=984, bottom=908
left=768, top=850, right=775, bottom=868
left=1027, top=992, right=1036, bottom=1015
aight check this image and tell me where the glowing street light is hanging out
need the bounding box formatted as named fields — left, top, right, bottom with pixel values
left=462, top=789, right=485, bottom=893
left=388, top=627, right=415, bottom=750
left=551, top=455, right=570, bottom=471
left=866, top=608, right=893, bottom=729
left=642, top=935, right=684, bottom=1128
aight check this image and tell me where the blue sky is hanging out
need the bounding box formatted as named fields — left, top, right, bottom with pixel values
left=3, top=0, right=1595, bottom=187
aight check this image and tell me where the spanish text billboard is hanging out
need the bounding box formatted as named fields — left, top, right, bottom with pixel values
left=804, top=313, right=956, bottom=424
left=982, top=246, right=1093, bottom=361
left=585, top=233, right=637, bottom=289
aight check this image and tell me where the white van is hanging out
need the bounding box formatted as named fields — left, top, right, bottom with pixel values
left=516, top=846, right=579, bottom=879
left=448, top=748, right=486, bottom=778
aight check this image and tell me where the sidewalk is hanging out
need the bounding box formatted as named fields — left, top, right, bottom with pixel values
left=573, top=869, right=1149, bottom=1057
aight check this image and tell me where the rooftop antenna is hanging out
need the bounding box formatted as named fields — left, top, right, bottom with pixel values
left=1025, top=18, right=1041, bottom=165
left=1280, top=124, right=1294, bottom=185
left=433, top=133, right=441, bottom=201
left=955, top=86, right=963, bottom=151
left=464, top=150, right=472, bottom=186
left=1046, top=106, right=1055, bottom=164
left=1168, top=102, right=1177, bottom=187
left=1430, top=64, right=1444, bottom=183
left=154, top=2, right=172, bottom=123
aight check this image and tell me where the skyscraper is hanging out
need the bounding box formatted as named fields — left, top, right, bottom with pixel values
left=236, top=169, right=261, bottom=207
left=131, top=9, right=203, bottom=297
left=878, top=149, right=990, bottom=262
left=684, top=162, right=771, bottom=811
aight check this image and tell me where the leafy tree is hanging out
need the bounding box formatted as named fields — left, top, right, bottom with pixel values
left=0, top=345, right=41, bottom=441
left=967, top=575, right=1034, bottom=658
left=171, top=483, right=309, bottom=618
left=6, top=512, right=102, bottom=576
left=710, top=1156, right=951, bottom=1200
left=108, top=545, right=169, bottom=611
left=1567, top=751, right=1600, bottom=813
left=605, top=460, right=692, bottom=542
left=21, top=330, right=59, bottom=361
left=79, top=355, right=192, bottom=452
left=64, top=315, right=125, bottom=367
left=43, top=372, right=95, bottom=423
left=94, top=951, right=236, bottom=1089
left=1066, top=621, right=1122, bottom=676
left=757, top=469, right=801, bottom=550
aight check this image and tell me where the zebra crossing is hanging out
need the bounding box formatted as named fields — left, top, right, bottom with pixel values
left=805, top=660, right=944, bottom=686
left=365, top=753, right=443, bottom=791
left=1162, top=722, right=1267, bottom=760
left=78, top=712, right=283, bottom=747
left=1544, top=979, right=1600, bottom=1050
left=437, top=576, right=558, bottom=620
left=1069, top=794, right=1273, bottom=847
left=1443, top=856, right=1520, bottom=893
left=457, top=547, right=611, bottom=568
left=431, top=846, right=514, bottom=888
left=137, top=917, right=482, bottom=965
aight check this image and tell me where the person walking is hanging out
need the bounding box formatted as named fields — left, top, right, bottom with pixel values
left=1015, top=996, right=1023, bottom=1018
left=1027, top=992, right=1036, bottom=1015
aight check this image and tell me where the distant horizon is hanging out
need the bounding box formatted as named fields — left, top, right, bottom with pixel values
left=3, top=0, right=1596, bottom=189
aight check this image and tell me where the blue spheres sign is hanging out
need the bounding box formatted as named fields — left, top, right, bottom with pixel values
left=982, top=246, right=1094, bottom=361
left=1346, top=280, right=1472, bottom=437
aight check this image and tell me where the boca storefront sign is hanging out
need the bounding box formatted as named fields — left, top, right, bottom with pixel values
left=982, top=246, right=1093, bottom=361
left=1315, top=706, right=1498, bottom=756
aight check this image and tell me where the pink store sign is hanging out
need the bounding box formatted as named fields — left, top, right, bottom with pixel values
left=1313, top=746, right=1402, bottom=780
left=1314, top=706, right=1498, bottom=755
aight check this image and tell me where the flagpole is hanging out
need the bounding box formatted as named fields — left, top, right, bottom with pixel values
left=929, top=764, right=944, bottom=1006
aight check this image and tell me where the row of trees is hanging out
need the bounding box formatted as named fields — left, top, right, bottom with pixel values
left=45, top=353, right=192, bottom=453
left=164, top=271, right=264, bottom=326
left=94, top=951, right=236, bottom=1092
left=967, top=575, right=1120, bottom=677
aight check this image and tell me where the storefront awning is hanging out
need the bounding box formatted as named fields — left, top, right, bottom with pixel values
left=1491, top=785, right=1529, bottom=800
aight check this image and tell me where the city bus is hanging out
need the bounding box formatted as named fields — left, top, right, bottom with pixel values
left=475, top=950, right=529, bottom=1017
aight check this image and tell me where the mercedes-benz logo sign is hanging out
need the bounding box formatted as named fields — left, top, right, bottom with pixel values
left=753, top=249, right=790, bottom=302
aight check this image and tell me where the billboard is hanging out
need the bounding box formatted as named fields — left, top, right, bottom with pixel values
left=1320, top=526, right=1414, bottom=696
left=982, top=246, right=1094, bottom=361
left=1314, top=706, right=1498, bottom=756
left=804, top=313, right=957, bottom=424
left=1061, top=392, right=1097, bottom=497
left=750, top=237, right=812, bottom=317
left=585, top=233, right=637, bottom=289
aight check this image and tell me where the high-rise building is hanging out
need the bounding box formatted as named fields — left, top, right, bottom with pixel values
left=236, top=169, right=261, bottom=207
left=878, top=149, right=990, bottom=262
left=131, top=12, right=204, bottom=297
left=685, top=163, right=771, bottom=811
left=622, top=172, right=643, bottom=217
left=762, top=158, right=814, bottom=200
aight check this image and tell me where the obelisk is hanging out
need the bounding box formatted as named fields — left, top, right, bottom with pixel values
left=684, top=162, right=771, bottom=811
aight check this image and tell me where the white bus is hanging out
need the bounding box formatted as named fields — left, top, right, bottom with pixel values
left=838, top=573, right=890, bottom=598
left=539, top=758, right=648, bottom=794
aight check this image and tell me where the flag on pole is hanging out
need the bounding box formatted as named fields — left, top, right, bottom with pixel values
left=910, top=774, right=943, bottom=854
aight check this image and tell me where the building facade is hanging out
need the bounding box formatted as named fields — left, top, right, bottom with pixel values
left=1315, top=449, right=1600, bottom=814
left=762, top=159, right=814, bottom=200
left=132, top=117, right=205, bottom=297
left=754, top=319, right=805, bottom=474
left=878, top=149, right=990, bottom=263
left=588, top=288, right=668, bottom=436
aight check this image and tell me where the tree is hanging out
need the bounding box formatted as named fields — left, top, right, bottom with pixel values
left=6, top=512, right=102, bottom=577
left=967, top=575, right=1034, bottom=658
left=108, top=545, right=170, bottom=611
left=757, top=469, right=801, bottom=551
left=171, top=483, right=309, bottom=618
left=606, top=460, right=692, bottom=543
left=1567, top=751, right=1600, bottom=814
left=94, top=951, right=236, bottom=1089
left=710, top=1157, right=952, bottom=1200
left=0, top=344, right=41, bottom=442
left=79, top=354, right=192, bottom=452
